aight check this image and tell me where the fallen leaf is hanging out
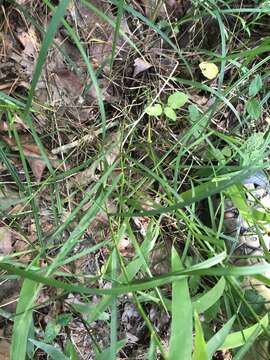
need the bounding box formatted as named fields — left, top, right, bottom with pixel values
left=199, top=62, right=219, bottom=80
left=1, top=135, right=56, bottom=181
left=133, top=58, right=153, bottom=77
left=118, top=234, right=135, bottom=258
left=0, top=227, right=12, bottom=256
left=54, top=69, right=83, bottom=98
left=16, top=25, right=39, bottom=59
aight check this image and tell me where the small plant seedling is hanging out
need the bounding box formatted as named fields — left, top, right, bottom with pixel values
left=145, top=91, right=188, bottom=121
left=245, top=74, right=263, bottom=120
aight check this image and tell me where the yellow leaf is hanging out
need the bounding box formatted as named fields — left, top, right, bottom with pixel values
left=199, top=62, right=219, bottom=80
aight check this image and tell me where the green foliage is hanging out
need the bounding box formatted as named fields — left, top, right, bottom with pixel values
left=145, top=91, right=188, bottom=121
left=245, top=98, right=261, bottom=120
left=249, top=75, right=263, bottom=97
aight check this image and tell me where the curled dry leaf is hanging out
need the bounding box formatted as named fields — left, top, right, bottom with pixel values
left=0, top=226, right=12, bottom=256
left=133, top=58, right=153, bottom=77
left=118, top=234, right=135, bottom=258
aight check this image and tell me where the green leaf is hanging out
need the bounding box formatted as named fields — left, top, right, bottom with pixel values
left=29, top=339, right=69, bottom=360
left=57, top=313, right=73, bottom=326
left=245, top=98, right=261, bottom=120
left=167, top=91, right=188, bottom=109
left=168, top=247, right=192, bottom=360
left=145, top=104, right=163, bottom=117
left=206, top=316, right=236, bottom=358
left=96, top=339, right=127, bottom=360
left=188, top=104, right=208, bottom=139
left=44, top=320, right=61, bottom=344
left=164, top=107, right=177, bottom=121
left=64, top=340, right=80, bottom=360
left=192, top=311, right=208, bottom=360
left=188, top=104, right=200, bottom=122
left=249, top=75, right=263, bottom=97
left=219, top=313, right=268, bottom=350
left=193, top=277, right=226, bottom=314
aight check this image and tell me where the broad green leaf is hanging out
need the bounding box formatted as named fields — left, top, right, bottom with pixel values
left=245, top=98, right=261, bottom=120
left=206, top=316, right=236, bottom=358
left=167, top=91, right=188, bottom=109
left=192, top=312, right=208, bottom=360
left=199, top=62, right=219, bottom=80
left=96, top=339, right=127, bottom=360
left=188, top=104, right=200, bottom=122
left=44, top=320, right=61, bottom=344
left=219, top=313, right=268, bottom=350
left=193, top=277, right=226, bottom=313
left=188, top=104, right=208, bottom=138
left=145, top=104, right=163, bottom=117
left=164, top=106, right=177, bottom=121
left=29, top=339, right=68, bottom=360
left=249, top=75, right=263, bottom=97
left=168, top=247, right=192, bottom=360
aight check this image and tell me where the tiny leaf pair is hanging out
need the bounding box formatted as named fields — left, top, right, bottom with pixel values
left=145, top=91, right=188, bottom=121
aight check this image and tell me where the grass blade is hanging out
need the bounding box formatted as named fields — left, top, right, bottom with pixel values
left=11, top=272, right=39, bottom=360
left=218, top=314, right=268, bottom=351
left=206, top=316, right=236, bottom=358
left=193, top=277, right=226, bottom=314
left=192, top=311, right=208, bottom=360
left=168, top=247, right=192, bottom=360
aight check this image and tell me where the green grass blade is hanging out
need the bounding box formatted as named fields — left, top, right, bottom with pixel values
left=218, top=314, right=268, bottom=351
left=168, top=247, right=192, bottom=360
left=206, top=316, right=236, bottom=358
left=110, top=0, right=125, bottom=71
left=11, top=274, right=39, bottom=360
left=192, top=311, right=208, bottom=360
left=24, top=0, right=69, bottom=116
left=193, top=277, right=226, bottom=314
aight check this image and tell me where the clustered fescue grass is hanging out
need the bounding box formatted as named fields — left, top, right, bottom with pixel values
left=1, top=0, right=270, bottom=359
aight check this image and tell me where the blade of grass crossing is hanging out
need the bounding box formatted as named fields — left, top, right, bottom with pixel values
left=110, top=249, right=118, bottom=360
left=218, top=314, right=269, bottom=351
left=168, top=247, right=192, bottom=360
left=24, top=0, right=69, bottom=115
left=192, top=311, right=208, bottom=360
left=11, top=262, right=40, bottom=360
left=44, top=0, right=106, bottom=139
left=110, top=0, right=125, bottom=71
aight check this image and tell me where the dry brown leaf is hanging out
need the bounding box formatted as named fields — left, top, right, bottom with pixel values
left=0, top=227, right=12, bottom=256
left=54, top=69, right=83, bottom=98
left=118, top=234, right=135, bottom=258
left=16, top=26, right=39, bottom=59
left=133, top=58, right=153, bottom=77
left=1, top=135, right=56, bottom=181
